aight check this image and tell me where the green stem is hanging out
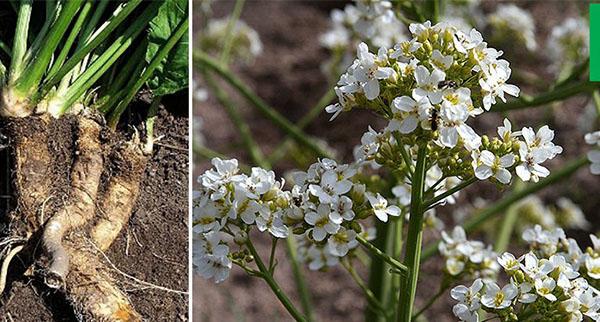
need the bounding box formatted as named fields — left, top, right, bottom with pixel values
left=423, top=177, right=477, bottom=209
left=9, top=0, right=33, bottom=82
left=342, top=259, right=388, bottom=318
left=268, top=237, right=278, bottom=272
left=220, top=0, right=245, bottom=64
left=397, top=144, right=428, bottom=322
left=45, top=1, right=93, bottom=83
left=267, top=88, right=335, bottom=165
left=285, top=236, right=315, bottom=322
left=246, top=239, right=307, bottom=322
left=201, top=69, right=268, bottom=168
left=364, top=220, right=390, bottom=322
left=13, top=0, right=82, bottom=97
left=490, top=81, right=596, bottom=112
left=43, top=0, right=145, bottom=90
left=144, top=96, right=161, bottom=153
left=108, top=16, right=189, bottom=129
left=494, top=181, right=525, bottom=253
left=391, top=218, right=404, bottom=321
left=194, top=50, right=332, bottom=159
left=356, top=233, right=408, bottom=273
left=420, top=156, right=589, bottom=261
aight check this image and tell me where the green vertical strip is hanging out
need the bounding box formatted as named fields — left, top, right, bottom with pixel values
left=591, top=4, right=600, bottom=81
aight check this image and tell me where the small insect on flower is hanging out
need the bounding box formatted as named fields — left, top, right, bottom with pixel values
left=437, top=80, right=458, bottom=90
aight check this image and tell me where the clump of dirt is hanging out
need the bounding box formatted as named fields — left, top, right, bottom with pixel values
left=195, top=1, right=598, bottom=322
left=0, top=100, right=189, bottom=321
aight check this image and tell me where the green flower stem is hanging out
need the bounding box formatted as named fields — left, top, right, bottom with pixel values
left=8, top=0, right=33, bottom=82
left=390, top=218, right=404, bottom=321
left=201, top=69, right=268, bottom=168
left=494, top=181, right=525, bottom=253
left=356, top=235, right=408, bottom=273
left=220, top=0, right=246, bottom=64
left=341, top=259, right=389, bottom=319
left=285, top=236, right=315, bottom=322
left=108, top=16, right=189, bottom=128
left=364, top=220, right=391, bottom=322
left=246, top=239, right=308, bottom=322
left=397, top=144, right=427, bottom=322
left=420, top=156, right=589, bottom=262
left=13, top=0, right=82, bottom=97
left=194, top=50, right=332, bottom=159
left=423, top=177, right=477, bottom=209
left=267, top=88, right=336, bottom=165
left=490, top=81, right=597, bottom=112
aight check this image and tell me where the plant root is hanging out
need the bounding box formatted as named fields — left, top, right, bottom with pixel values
left=64, top=239, right=142, bottom=322
left=0, top=244, right=24, bottom=294
left=91, top=142, right=148, bottom=251
left=4, top=114, right=53, bottom=237
left=42, top=117, right=104, bottom=289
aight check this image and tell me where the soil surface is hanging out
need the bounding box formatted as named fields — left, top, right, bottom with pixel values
left=195, top=1, right=597, bottom=322
left=0, top=96, right=189, bottom=321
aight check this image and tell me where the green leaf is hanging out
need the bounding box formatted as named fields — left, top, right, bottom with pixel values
left=146, top=0, right=188, bottom=96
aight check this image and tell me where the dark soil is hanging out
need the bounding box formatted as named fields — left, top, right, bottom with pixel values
left=0, top=99, right=189, bottom=321
left=195, top=1, right=598, bottom=322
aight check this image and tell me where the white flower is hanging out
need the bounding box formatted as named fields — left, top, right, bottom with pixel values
left=520, top=252, right=554, bottom=280
left=438, top=102, right=481, bottom=150
left=367, top=192, right=401, bottom=222
left=588, top=150, right=600, bottom=175
left=353, top=43, right=395, bottom=100
left=327, top=227, right=358, bottom=257
left=497, top=118, right=520, bottom=142
left=585, top=131, right=600, bottom=146
left=255, top=209, right=289, bottom=238
left=577, top=289, right=600, bottom=320
left=392, top=182, right=411, bottom=206
left=487, top=4, right=537, bottom=51
left=474, top=150, right=515, bottom=184
left=389, top=94, right=432, bottom=133
left=451, top=278, right=484, bottom=311
left=498, top=252, right=519, bottom=272
left=412, top=65, right=445, bottom=104
left=479, top=63, right=520, bottom=110
left=521, top=126, right=563, bottom=161
left=451, top=279, right=483, bottom=321
left=515, top=148, right=551, bottom=182
left=585, top=257, right=600, bottom=279
left=305, top=204, right=340, bottom=241
left=331, top=196, right=355, bottom=223
left=481, top=282, right=518, bottom=309
left=535, top=277, right=557, bottom=302
left=194, top=232, right=232, bottom=283
left=201, top=158, right=243, bottom=188
left=431, top=49, right=454, bottom=70
left=308, top=170, right=353, bottom=204
left=305, top=244, right=339, bottom=271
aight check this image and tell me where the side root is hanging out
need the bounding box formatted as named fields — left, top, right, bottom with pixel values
left=42, top=117, right=104, bottom=289
left=91, top=142, right=148, bottom=251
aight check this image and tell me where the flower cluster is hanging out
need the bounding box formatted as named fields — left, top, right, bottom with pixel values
left=510, top=196, right=590, bottom=232
left=585, top=131, right=600, bottom=175
left=547, top=17, right=589, bottom=74
left=319, top=0, right=407, bottom=78
left=199, top=17, right=263, bottom=63
left=439, top=226, right=499, bottom=281
left=193, top=158, right=292, bottom=282
left=486, top=4, right=537, bottom=51
left=326, top=21, right=561, bottom=189
left=452, top=226, right=600, bottom=322
left=194, top=157, right=401, bottom=281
